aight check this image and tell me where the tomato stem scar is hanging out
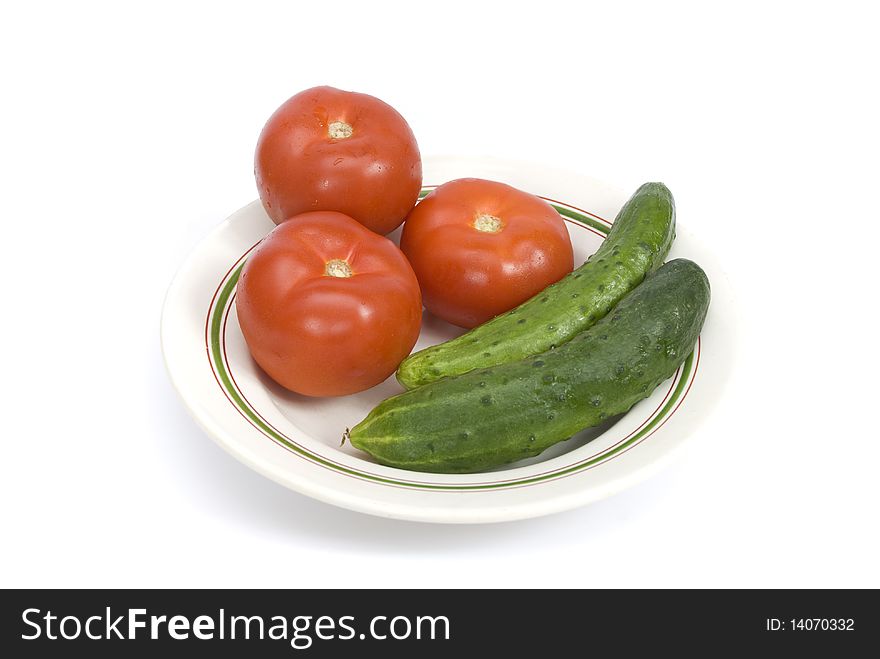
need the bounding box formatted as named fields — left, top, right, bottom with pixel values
left=325, top=259, right=353, bottom=278
left=328, top=121, right=353, bottom=139
left=473, top=213, right=504, bottom=233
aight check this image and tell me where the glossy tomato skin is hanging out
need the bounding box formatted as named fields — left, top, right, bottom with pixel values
left=255, top=86, right=422, bottom=235
left=400, top=178, right=574, bottom=328
left=236, top=211, right=422, bottom=397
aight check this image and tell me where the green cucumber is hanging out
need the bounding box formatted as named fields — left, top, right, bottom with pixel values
left=396, top=182, right=676, bottom=389
left=350, top=259, right=710, bottom=474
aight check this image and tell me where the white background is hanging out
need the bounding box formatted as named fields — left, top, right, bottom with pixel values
left=2, top=1, right=878, bottom=588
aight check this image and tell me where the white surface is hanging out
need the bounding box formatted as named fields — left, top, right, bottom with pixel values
left=1, top=1, right=878, bottom=586
left=161, top=158, right=728, bottom=523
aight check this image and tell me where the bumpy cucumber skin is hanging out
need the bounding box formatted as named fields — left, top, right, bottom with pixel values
left=396, top=182, right=676, bottom=389
left=350, top=259, right=710, bottom=474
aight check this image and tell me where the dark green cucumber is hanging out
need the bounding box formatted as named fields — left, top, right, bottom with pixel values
left=350, top=259, right=709, bottom=473
left=396, top=182, right=676, bottom=389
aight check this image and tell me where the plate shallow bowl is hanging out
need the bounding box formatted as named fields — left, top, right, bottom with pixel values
left=161, top=156, right=729, bottom=523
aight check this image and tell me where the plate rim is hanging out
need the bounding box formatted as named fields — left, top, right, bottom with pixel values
left=161, top=155, right=724, bottom=523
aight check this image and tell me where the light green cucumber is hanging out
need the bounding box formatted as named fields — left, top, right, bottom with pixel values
left=396, top=182, right=676, bottom=389
left=350, top=259, right=710, bottom=474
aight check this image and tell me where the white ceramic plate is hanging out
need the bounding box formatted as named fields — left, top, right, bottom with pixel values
left=161, top=156, right=729, bottom=523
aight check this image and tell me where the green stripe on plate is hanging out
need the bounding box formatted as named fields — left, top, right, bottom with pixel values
left=550, top=204, right=612, bottom=235
left=207, top=193, right=694, bottom=490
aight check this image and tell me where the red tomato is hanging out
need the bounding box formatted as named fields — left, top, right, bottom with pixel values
left=400, top=178, right=574, bottom=328
left=255, top=86, right=422, bottom=235
left=236, top=211, right=422, bottom=396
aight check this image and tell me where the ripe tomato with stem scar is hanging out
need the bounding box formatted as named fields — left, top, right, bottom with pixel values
left=255, top=86, right=422, bottom=235
left=400, top=178, right=574, bottom=328
left=236, top=211, right=422, bottom=396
